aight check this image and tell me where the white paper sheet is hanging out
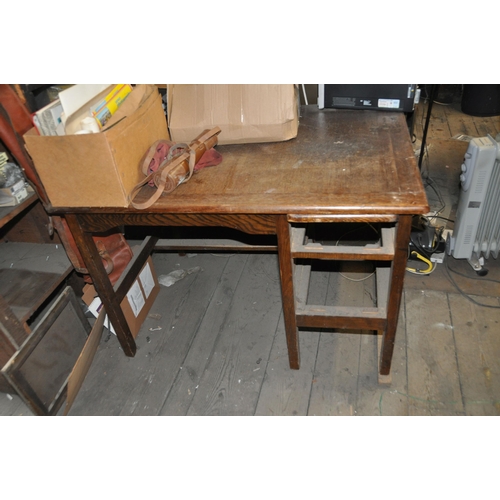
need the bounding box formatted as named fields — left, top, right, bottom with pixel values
left=139, top=263, right=155, bottom=298
left=127, top=280, right=145, bottom=318
left=58, top=84, right=111, bottom=118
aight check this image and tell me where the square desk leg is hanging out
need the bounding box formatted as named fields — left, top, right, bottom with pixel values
left=276, top=215, right=300, bottom=369
left=65, top=214, right=137, bottom=357
left=379, top=214, right=412, bottom=377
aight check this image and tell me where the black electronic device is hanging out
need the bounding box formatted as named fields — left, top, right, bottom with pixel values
left=408, top=216, right=445, bottom=260
left=318, top=84, right=417, bottom=112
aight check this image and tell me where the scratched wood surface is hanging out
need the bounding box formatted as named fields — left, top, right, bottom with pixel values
left=2, top=97, right=500, bottom=416
left=62, top=107, right=428, bottom=217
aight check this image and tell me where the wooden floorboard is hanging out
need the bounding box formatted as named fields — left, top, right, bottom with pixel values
left=119, top=252, right=236, bottom=416
left=2, top=94, right=500, bottom=417
left=254, top=262, right=326, bottom=416
left=184, top=253, right=282, bottom=416
left=70, top=252, right=234, bottom=416
left=450, top=294, right=500, bottom=416
left=406, top=289, right=464, bottom=416
left=159, top=253, right=250, bottom=415
left=307, top=261, right=375, bottom=416
left=370, top=303, right=410, bottom=416
left=0, top=392, right=30, bottom=416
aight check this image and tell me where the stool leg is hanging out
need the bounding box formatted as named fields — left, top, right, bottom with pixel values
left=276, top=215, right=300, bottom=369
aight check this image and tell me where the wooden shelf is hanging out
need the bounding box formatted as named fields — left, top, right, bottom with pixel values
left=0, top=191, right=38, bottom=230
left=290, top=225, right=395, bottom=261
left=0, top=242, right=72, bottom=325
left=294, top=263, right=390, bottom=330
left=290, top=220, right=395, bottom=345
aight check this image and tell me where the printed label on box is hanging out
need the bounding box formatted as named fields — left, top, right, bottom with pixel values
left=139, top=262, right=155, bottom=298
left=14, top=187, right=28, bottom=203
left=88, top=297, right=115, bottom=334
left=126, top=280, right=145, bottom=317
left=6, top=180, right=28, bottom=204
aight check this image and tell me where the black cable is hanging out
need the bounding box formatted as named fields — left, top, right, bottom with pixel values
left=428, top=215, right=455, bottom=224
left=446, top=259, right=500, bottom=284
left=406, top=250, right=436, bottom=275
left=423, top=175, right=446, bottom=217
left=444, top=256, right=500, bottom=309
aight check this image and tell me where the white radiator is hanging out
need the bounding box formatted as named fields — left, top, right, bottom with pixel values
left=447, top=135, right=500, bottom=271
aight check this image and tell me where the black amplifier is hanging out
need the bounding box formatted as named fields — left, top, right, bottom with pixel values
left=318, top=84, right=417, bottom=112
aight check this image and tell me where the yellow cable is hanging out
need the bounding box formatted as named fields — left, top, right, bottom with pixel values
left=406, top=251, right=435, bottom=275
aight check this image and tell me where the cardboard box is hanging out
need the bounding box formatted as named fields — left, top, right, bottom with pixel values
left=83, top=256, right=160, bottom=339
left=166, top=84, right=299, bottom=145
left=24, top=84, right=169, bottom=207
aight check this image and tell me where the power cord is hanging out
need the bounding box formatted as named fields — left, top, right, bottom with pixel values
left=335, top=223, right=378, bottom=282
left=406, top=216, right=444, bottom=275
left=406, top=250, right=436, bottom=275
left=423, top=175, right=446, bottom=220
left=444, top=256, right=500, bottom=309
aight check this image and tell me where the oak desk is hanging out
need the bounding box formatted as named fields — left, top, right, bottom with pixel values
left=60, top=106, right=428, bottom=379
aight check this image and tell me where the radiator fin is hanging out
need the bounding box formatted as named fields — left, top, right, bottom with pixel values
left=472, top=158, right=500, bottom=259
left=450, top=136, right=500, bottom=263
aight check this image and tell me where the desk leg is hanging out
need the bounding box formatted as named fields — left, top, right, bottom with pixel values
left=379, top=214, right=412, bottom=376
left=65, top=214, right=136, bottom=357
left=276, top=215, right=300, bottom=369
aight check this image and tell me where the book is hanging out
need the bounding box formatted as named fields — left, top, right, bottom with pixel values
left=91, top=84, right=132, bottom=128
left=32, top=99, right=64, bottom=136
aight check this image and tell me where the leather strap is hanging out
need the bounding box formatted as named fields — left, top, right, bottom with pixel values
left=129, top=152, right=189, bottom=210
left=129, top=126, right=221, bottom=210
left=140, top=139, right=173, bottom=177
left=95, top=239, right=115, bottom=275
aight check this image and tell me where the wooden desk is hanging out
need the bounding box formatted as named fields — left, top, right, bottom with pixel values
left=58, top=107, right=428, bottom=379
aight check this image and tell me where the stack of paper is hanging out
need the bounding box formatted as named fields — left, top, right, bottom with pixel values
left=0, top=151, right=8, bottom=168
left=32, top=100, right=64, bottom=136
left=0, top=159, right=29, bottom=206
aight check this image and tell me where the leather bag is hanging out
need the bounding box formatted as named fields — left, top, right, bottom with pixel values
left=51, top=217, right=133, bottom=286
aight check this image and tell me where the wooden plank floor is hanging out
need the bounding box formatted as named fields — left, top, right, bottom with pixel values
left=2, top=93, right=500, bottom=416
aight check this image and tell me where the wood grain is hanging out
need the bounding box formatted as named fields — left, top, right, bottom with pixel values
left=405, top=289, right=464, bottom=415
left=449, top=294, right=500, bottom=415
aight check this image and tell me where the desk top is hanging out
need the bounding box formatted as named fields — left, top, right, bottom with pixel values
left=82, top=106, right=429, bottom=217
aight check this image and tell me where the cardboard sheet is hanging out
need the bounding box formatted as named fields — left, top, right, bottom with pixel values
left=64, top=306, right=105, bottom=416
left=167, top=84, right=299, bottom=145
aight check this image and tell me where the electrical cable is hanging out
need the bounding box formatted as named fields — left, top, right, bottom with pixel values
left=335, top=223, right=378, bottom=282
left=427, top=215, right=455, bottom=224
left=409, top=217, right=444, bottom=257
left=444, top=256, right=500, bottom=309
left=446, top=258, right=500, bottom=284
left=406, top=215, right=446, bottom=275
left=406, top=250, right=436, bottom=275
left=423, top=175, right=446, bottom=220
